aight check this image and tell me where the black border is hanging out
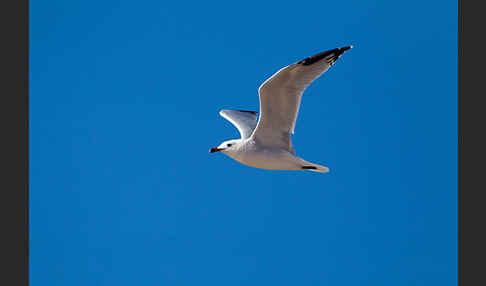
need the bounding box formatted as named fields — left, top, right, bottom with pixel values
left=460, top=0, right=486, bottom=285
left=1, top=0, right=28, bottom=285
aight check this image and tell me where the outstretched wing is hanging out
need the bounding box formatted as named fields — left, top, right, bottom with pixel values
left=219, top=109, right=258, bottom=139
left=251, top=46, right=352, bottom=152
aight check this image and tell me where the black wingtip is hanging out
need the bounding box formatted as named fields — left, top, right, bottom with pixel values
left=298, top=45, right=353, bottom=66
left=220, top=109, right=258, bottom=115
left=341, top=45, right=353, bottom=51
left=235, top=110, right=258, bottom=115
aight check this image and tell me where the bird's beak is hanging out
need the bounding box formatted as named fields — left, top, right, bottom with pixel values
left=209, top=147, right=223, bottom=153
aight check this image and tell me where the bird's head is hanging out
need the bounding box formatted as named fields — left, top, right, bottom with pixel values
left=209, top=139, right=241, bottom=154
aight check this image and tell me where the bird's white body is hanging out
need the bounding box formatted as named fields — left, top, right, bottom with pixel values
left=221, top=138, right=327, bottom=172
left=210, top=46, right=353, bottom=173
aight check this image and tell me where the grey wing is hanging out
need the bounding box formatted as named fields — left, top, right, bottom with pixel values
left=251, top=46, right=353, bottom=152
left=219, top=109, right=258, bottom=139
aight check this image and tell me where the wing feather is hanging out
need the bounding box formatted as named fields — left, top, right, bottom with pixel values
left=219, top=109, right=258, bottom=139
left=250, top=46, right=352, bottom=152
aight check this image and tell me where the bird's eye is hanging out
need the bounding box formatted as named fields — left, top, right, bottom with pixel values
left=227, top=144, right=232, bottom=147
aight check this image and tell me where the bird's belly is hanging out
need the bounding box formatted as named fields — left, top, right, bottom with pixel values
left=234, top=149, right=300, bottom=170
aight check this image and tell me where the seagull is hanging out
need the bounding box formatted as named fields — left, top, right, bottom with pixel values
left=210, top=46, right=353, bottom=173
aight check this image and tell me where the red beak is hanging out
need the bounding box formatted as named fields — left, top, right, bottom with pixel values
left=209, top=147, right=222, bottom=153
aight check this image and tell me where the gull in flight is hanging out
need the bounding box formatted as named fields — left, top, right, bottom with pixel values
left=210, top=46, right=353, bottom=173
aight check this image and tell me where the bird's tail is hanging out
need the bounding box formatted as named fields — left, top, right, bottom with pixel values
left=299, top=158, right=330, bottom=173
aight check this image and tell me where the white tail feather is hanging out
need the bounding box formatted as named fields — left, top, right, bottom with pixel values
left=297, top=157, right=329, bottom=173
left=307, top=164, right=329, bottom=173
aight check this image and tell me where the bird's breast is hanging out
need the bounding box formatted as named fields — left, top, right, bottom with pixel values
left=228, top=146, right=300, bottom=170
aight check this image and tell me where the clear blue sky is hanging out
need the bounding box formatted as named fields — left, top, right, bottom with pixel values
left=30, top=1, right=457, bottom=285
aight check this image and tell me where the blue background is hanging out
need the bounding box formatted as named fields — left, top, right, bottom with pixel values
left=30, top=1, right=457, bottom=285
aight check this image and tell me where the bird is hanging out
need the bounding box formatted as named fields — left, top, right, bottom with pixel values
left=209, top=46, right=353, bottom=173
